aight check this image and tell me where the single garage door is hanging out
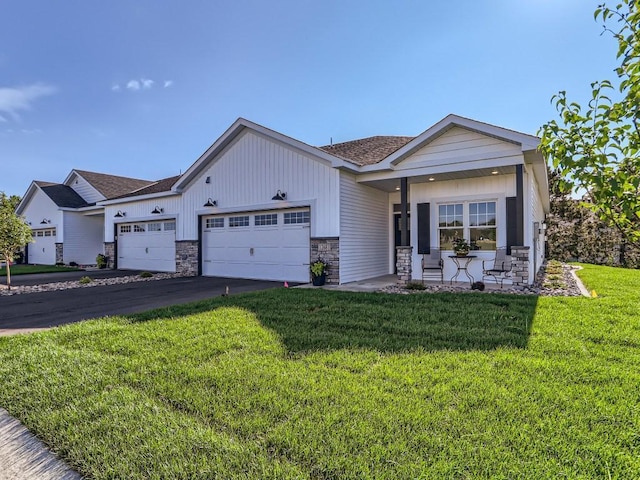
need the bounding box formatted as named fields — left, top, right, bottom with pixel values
left=28, top=228, right=57, bottom=265
left=117, top=220, right=176, bottom=272
left=202, top=209, right=310, bottom=282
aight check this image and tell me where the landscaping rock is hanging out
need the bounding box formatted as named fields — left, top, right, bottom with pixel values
left=379, top=262, right=585, bottom=297
left=0, top=273, right=184, bottom=296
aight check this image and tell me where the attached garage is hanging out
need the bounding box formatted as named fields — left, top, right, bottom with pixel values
left=201, top=208, right=310, bottom=282
left=117, top=220, right=176, bottom=272
left=28, top=228, right=57, bottom=265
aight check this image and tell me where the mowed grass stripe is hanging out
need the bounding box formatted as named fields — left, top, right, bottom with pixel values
left=0, top=264, right=639, bottom=478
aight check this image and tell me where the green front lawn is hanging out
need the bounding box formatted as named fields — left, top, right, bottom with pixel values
left=0, top=264, right=81, bottom=276
left=0, top=264, right=638, bottom=478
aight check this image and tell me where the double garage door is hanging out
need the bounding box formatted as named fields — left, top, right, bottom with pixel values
left=28, top=228, right=57, bottom=265
left=117, top=221, right=176, bottom=272
left=202, top=208, right=310, bottom=283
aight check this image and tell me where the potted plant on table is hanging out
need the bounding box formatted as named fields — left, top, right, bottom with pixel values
left=310, top=258, right=328, bottom=286
left=453, top=238, right=471, bottom=257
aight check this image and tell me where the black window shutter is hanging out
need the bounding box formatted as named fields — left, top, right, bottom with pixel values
left=506, top=197, right=517, bottom=255
left=417, top=203, right=431, bottom=254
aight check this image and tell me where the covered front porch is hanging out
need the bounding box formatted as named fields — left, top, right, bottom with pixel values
left=360, top=163, right=534, bottom=288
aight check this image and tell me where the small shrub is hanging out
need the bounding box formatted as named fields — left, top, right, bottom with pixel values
left=69, top=261, right=78, bottom=267
left=79, top=276, right=93, bottom=285
left=55, top=262, right=65, bottom=267
left=96, top=254, right=108, bottom=269
left=139, top=271, right=153, bottom=278
left=405, top=281, right=426, bottom=290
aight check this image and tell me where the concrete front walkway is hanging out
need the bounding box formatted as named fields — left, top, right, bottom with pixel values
left=298, top=274, right=506, bottom=293
left=0, top=408, right=81, bottom=480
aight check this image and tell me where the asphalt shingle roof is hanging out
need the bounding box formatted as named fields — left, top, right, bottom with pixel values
left=319, top=136, right=415, bottom=166
left=73, top=170, right=153, bottom=199
left=36, top=182, right=89, bottom=208
left=111, top=175, right=181, bottom=200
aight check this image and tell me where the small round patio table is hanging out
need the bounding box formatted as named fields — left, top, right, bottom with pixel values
left=448, top=255, right=477, bottom=285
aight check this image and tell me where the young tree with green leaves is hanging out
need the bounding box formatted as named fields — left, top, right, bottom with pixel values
left=539, top=0, right=640, bottom=249
left=0, top=192, right=32, bottom=290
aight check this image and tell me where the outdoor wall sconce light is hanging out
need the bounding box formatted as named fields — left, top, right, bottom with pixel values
left=151, top=206, right=164, bottom=214
left=205, top=176, right=211, bottom=184
left=271, top=190, right=287, bottom=201
left=203, top=198, right=217, bottom=207
left=491, top=170, right=499, bottom=175
left=114, top=210, right=126, bottom=218
left=40, top=218, right=50, bottom=224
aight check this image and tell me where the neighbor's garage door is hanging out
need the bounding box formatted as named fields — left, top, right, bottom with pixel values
left=202, top=209, right=310, bottom=282
left=117, top=221, right=176, bottom=272
left=28, top=228, right=57, bottom=265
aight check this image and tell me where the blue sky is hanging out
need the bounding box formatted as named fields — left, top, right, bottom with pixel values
left=1, top=0, right=619, bottom=197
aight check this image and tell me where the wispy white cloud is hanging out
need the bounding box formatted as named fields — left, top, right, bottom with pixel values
left=140, top=78, right=154, bottom=89
left=0, top=83, right=56, bottom=121
left=126, top=79, right=141, bottom=91
left=112, top=78, right=172, bottom=93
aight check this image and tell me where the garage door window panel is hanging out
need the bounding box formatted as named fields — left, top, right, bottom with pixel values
left=148, top=223, right=162, bottom=232
left=164, top=221, right=176, bottom=231
left=229, top=216, right=249, bottom=227
left=255, top=214, right=277, bottom=226
left=205, top=218, right=224, bottom=229
left=134, top=224, right=146, bottom=233
left=284, top=211, right=310, bottom=224
left=120, top=225, right=132, bottom=234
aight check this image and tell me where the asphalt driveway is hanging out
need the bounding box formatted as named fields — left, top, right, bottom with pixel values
left=0, top=276, right=282, bottom=332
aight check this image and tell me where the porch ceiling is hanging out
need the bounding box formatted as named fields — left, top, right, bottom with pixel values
left=358, top=165, right=517, bottom=192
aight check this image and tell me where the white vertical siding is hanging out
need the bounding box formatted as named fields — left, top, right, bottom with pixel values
left=180, top=130, right=340, bottom=240
left=21, top=189, right=63, bottom=241
left=103, top=196, right=182, bottom=242
left=409, top=175, right=518, bottom=283
left=397, top=127, right=523, bottom=170
left=63, top=212, right=104, bottom=264
left=339, top=172, right=389, bottom=283
left=68, top=173, right=105, bottom=203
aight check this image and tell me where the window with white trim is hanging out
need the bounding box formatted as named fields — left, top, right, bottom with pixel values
left=148, top=223, right=162, bottom=232
left=255, top=213, right=277, bottom=226
left=164, top=221, right=176, bottom=231
left=133, top=224, right=146, bottom=233
left=283, top=211, right=310, bottom=224
left=469, top=201, right=497, bottom=250
left=438, top=201, right=497, bottom=250
left=438, top=204, right=463, bottom=250
left=205, top=218, right=224, bottom=229
left=229, top=216, right=249, bottom=227
left=120, top=225, right=131, bottom=233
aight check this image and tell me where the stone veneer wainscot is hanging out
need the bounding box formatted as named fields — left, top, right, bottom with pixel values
left=104, top=242, right=115, bottom=268
left=310, top=237, right=339, bottom=284
left=175, top=240, right=198, bottom=276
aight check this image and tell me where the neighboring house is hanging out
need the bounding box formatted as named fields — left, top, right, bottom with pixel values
left=15, top=170, right=152, bottom=265
left=100, top=114, right=549, bottom=286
